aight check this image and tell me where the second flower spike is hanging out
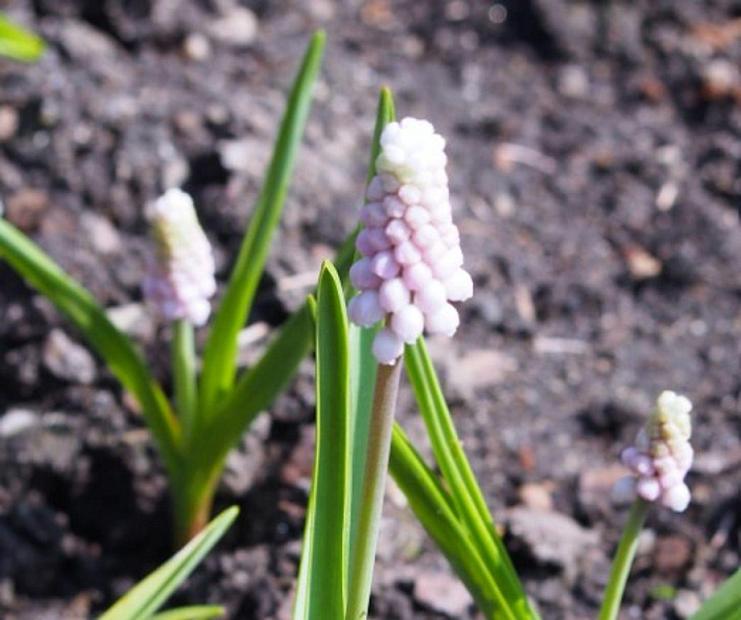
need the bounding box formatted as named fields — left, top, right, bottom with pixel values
left=142, top=188, right=217, bottom=327
left=348, top=117, right=473, bottom=364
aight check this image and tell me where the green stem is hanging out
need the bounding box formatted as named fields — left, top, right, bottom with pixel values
left=172, top=467, right=219, bottom=546
left=598, top=498, right=650, bottom=620
left=345, top=361, right=402, bottom=620
left=172, top=319, right=197, bottom=441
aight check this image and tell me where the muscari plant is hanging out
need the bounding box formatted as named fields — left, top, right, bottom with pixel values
left=292, top=92, right=741, bottom=620
left=1, top=25, right=739, bottom=618
left=0, top=31, right=327, bottom=543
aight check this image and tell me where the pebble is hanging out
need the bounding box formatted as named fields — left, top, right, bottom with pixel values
left=81, top=212, right=122, bottom=255
left=413, top=570, right=473, bottom=617
left=654, top=535, right=692, bottom=573
left=519, top=482, right=554, bottom=511
left=208, top=7, right=258, bottom=47
left=5, top=188, right=49, bottom=232
left=42, top=329, right=97, bottom=385
left=623, top=245, right=662, bottom=279
left=183, top=32, right=211, bottom=61
left=558, top=64, right=590, bottom=99
left=0, top=105, right=18, bottom=142
left=0, top=409, right=37, bottom=437
left=221, top=413, right=271, bottom=495
left=673, top=589, right=701, bottom=618
left=506, top=507, right=599, bottom=579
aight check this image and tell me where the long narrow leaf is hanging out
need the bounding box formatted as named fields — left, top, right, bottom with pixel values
left=197, top=303, right=313, bottom=474
left=389, top=423, right=515, bottom=619
left=0, top=13, right=44, bottom=62
left=347, top=87, right=395, bottom=567
left=100, top=507, right=238, bottom=620
left=0, top=219, right=181, bottom=476
left=404, top=340, right=534, bottom=618
left=150, top=606, right=225, bottom=620
left=199, top=31, right=326, bottom=413
left=294, top=262, right=350, bottom=619
left=691, top=568, right=741, bottom=620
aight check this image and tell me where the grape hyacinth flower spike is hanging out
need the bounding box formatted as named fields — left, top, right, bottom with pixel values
left=348, top=117, right=473, bottom=364
left=142, top=188, right=217, bottom=326
left=620, top=390, right=693, bottom=512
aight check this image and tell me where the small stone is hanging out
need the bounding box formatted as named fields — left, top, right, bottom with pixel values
left=702, top=58, right=739, bottom=100
left=5, top=188, right=49, bottom=232
left=183, top=32, right=211, bottom=61
left=43, top=329, right=97, bottom=385
left=654, top=536, right=692, bottom=573
left=0, top=408, right=37, bottom=437
left=208, top=7, right=258, bottom=47
left=218, top=138, right=251, bottom=173
left=519, top=482, right=554, bottom=511
left=81, top=212, right=122, bottom=255
left=446, top=349, right=518, bottom=399
left=673, top=589, right=701, bottom=618
left=413, top=570, right=473, bottom=617
left=0, top=106, right=18, bottom=141
left=506, top=507, right=599, bottom=579
left=558, top=64, right=590, bottom=99
left=221, top=413, right=271, bottom=495
left=623, top=245, right=662, bottom=279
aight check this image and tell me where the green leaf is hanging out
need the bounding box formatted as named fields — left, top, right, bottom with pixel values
left=150, top=605, right=225, bottom=620
left=199, top=31, right=326, bottom=414
left=0, top=13, right=44, bottom=62
left=0, top=219, right=181, bottom=477
left=404, top=339, right=534, bottom=619
left=691, top=568, right=741, bottom=620
left=100, top=507, right=238, bottom=620
left=197, top=303, right=314, bottom=474
left=347, top=86, right=395, bottom=567
left=389, top=423, right=514, bottom=619
left=172, top=319, right=198, bottom=443
left=294, top=262, right=350, bottom=619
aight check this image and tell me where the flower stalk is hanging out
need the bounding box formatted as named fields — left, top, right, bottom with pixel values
left=598, top=498, right=650, bottom=620
left=345, top=360, right=402, bottom=620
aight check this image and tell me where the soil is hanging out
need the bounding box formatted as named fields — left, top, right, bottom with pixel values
left=1, top=1, right=740, bottom=619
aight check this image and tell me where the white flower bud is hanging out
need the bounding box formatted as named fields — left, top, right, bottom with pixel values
left=372, top=328, right=404, bottom=365
left=618, top=391, right=694, bottom=512
left=347, top=118, right=473, bottom=363
left=143, top=188, right=216, bottom=326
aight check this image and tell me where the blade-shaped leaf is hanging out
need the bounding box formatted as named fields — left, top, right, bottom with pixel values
left=294, top=262, right=350, bottom=619
left=196, top=218, right=359, bottom=476
left=691, top=568, right=741, bottom=620
left=150, top=605, right=225, bottom=620
left=0, top=13, right=44, bottom=62
left=390, top=423, right=519, bottom=619
left=347, top=87, right=395, bottom=567
left=197, top=303, right=313, bottom=474
left=100, top=507, right=238, bottom=620
left=199, top=31, right=326, bottom=414
left=404, top=339, right=535, bottom=618
left=0, top=219, right=181, bottom=476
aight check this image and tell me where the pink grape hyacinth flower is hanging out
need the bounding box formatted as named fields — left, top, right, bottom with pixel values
left=347, top=117, right=473, bottom=364
left=620, top=391, right=694, bottom=512
left=142, top=188, right=216, bottom=327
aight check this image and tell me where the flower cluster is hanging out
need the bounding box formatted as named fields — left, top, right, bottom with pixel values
left=348, top=117, right=473, bottom=364
left=142, top=188, right=216, bottom=326
left=620, top=391, right=693, bottom=512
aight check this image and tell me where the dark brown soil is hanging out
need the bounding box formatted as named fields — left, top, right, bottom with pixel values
left=1, top=1, right=740, bottom=619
